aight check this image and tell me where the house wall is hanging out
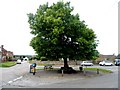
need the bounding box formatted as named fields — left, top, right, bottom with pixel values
left=0, top=45, right=14, bottom=62
left=0, top=54, right=1, bottom=60
left=95, top=54, right=116, bottom=64
left=7, top=51, right=14, bottom=58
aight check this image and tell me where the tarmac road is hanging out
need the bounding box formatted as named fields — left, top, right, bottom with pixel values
left=0, top=61, right=30, bottom=88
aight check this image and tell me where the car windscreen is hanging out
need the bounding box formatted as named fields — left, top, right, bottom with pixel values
left=105, top=61, right=111, bottom=63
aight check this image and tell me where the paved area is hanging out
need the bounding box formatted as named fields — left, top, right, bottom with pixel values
left=38, top=70, right=118, bottom=88
left=1, top=63, right=119, bottom=88
left=2, top=67, right=106, bottom=88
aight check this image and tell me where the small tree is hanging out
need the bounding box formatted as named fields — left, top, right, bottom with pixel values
left=28, top=1, right=99, bottom=73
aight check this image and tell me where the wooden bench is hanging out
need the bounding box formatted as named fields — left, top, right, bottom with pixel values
left=44, top=64, right=53, bottom=70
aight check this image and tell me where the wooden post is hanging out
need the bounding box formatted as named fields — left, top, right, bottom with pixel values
left=62, top=70, right=64, bottom=76
left=97, top=69, right=99, bottom=74
left=84, top=69, right=86, bottom=76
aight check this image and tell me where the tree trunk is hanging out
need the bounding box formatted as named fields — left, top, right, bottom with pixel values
left=58, top=58, right=77, bottom=74
left=57, top=57, right=77, bottom=74
left=64, top=57, right=69, bottom=68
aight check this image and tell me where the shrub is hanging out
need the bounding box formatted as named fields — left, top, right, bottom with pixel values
left=40, top=57, right=48, bottom=61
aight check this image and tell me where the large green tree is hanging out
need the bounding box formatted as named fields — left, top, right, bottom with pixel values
left=28, top=1, right=99, bottom=72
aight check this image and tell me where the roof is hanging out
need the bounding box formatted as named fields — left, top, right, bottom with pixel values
left=116, top=54, right=120, bottom=59
left=99, top=54, right=116, bottom=59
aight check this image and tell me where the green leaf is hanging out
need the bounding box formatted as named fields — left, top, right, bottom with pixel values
left=28, top=1, right=99, bottom=61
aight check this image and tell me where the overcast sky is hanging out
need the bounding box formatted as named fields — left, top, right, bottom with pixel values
left=0, top=0, right=119, bottom=55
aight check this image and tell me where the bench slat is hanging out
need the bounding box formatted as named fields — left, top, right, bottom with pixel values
left=44, top=65, right=53, bottom=70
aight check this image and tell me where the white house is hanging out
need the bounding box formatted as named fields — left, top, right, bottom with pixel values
left=23, top=57, right=29, bottom=61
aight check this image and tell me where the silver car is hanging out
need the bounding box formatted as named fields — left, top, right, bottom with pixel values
left=16, top=59, right=22, bottom=64
left=81, top=61, right=93, bottom=66
left=99, top=60, right=113, bottom=66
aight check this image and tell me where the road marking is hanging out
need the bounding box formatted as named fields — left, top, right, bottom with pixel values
left=8, top=81, right=13, bottom=84
left=13, top=78, right=18, bottom=82
left=7, top=76, right=23, bottom=84
left=17, top=76, right=23, bottom=80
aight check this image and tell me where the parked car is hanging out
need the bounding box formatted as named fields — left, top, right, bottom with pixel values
left=81, top=61, right=93, bottom=66
left=115, top=59, right=120, bottom=66
left=16, top=59, right=22, bottom=64
left=99, top=60, right=113, bottom=66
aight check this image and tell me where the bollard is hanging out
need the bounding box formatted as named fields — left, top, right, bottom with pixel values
left=62, top=70, right=64, bottom=76
left=32, top=67, right=36, bottom=75
left=97, top=69, right=99, bottom=74
left=79, top=67, right=83, bottom=72
left=30, top=65, right=33, bottom=73
left=83, top=70, right=86, bottom=76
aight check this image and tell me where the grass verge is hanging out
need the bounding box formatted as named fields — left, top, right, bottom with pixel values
left=84, top=68, right=113, bottom=73
left=36, top=67, right=59, bottom=70
left=0, top=61, right=16, bottom=67
left=36, top=67, right=113, bottom=73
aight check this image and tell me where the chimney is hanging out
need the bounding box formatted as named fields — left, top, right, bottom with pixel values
left=1, top=45, right=3, bottom=50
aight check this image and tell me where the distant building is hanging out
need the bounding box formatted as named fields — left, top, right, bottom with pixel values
left=116, top=54, right=120, bottom=59
left=7, top=51, right=14, bottom=58
left=23, top=57, right=29, bottom=61
left=0, top=45, right=14, bottom=62
left=96, top=54, right=116, bottom=63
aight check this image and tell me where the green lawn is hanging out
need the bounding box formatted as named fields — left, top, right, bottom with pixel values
left=84, top=68, right=113, bottom=73
left=0, top=61, right=16, bottom=67
left=36, top=67, right=112, bottom=73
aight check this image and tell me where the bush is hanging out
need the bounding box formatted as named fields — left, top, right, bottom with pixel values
left=29, top=58, right=33, bottom=61
left=40, top=57, right=48, bottom=61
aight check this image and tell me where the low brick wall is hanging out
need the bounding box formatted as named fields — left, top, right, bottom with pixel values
left=35, top=60, right=81, bottom=65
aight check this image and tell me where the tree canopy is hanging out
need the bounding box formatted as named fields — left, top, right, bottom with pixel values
left=28, top=1, right=99, bottom=61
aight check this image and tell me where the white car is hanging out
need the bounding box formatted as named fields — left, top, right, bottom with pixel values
left=81, top=61, right=93, bottom=66
left=99, top=61, right=113, bottom=66
left=16, top=59, right=22, bottom=64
